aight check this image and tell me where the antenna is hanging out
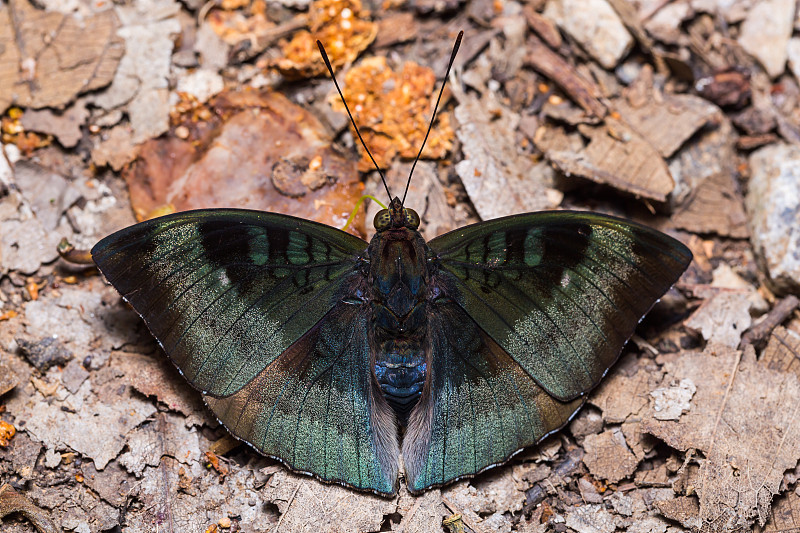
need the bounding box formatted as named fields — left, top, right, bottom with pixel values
left=317, top=41, right=393, bottom=202
left=401, top=30, right=463, bottom=206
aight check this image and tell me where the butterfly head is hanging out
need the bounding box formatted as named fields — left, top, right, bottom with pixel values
left=374, top=197, right=420, bottom=232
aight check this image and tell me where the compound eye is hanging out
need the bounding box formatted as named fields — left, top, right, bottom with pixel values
left=374, top=209, right=391, bottom=231
left=404, top=208, right=420, bottom=230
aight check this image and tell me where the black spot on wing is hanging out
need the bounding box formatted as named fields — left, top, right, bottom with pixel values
left=198, top=220, right=258, bottom=287
left=538, top=223, right=593, bottom=286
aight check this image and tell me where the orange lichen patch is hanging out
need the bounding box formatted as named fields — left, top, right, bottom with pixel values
left=25, top=278, right=45, bottom=301
left=206, top=0, right=274, bottom=46
left=274, top=0, right=377, bottom=79
left=0, top=310, right=18, bottom=321
left=204, top=451, right=229, bottom=477
left=0, top=420, right=16, bottom=447
left=331, top=56, right=454, bottom=171
left=1, top=108, right=51, bottom=155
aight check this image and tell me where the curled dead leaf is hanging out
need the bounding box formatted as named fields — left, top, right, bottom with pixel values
left=0, top=484, right=59, bottom=533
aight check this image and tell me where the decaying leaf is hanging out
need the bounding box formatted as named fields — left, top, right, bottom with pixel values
left=684, top=288, right=754, bottom=348
left=455, top=90, right=562, bottom=220
left=273, top=0, right=377, bottom=79
left=262, top=470, right=396, bottom=531
left=0, top=0, right=124, bottom=114
left=582, top=428, right=639, bottom=483
left=672, top=172, right=749, bottom=239
left=331, top=56, right=454, bottom=171
left=642, top=346, right=800, bottom=531
left=613, top=93, right=721, bottom=159
left=761, top=325, right=800, bottom=378
left=534, top=117, right=675, bottom=201
left=762, top=490, right=800, bottom=532
left=124, top=90, right=363, bottom=232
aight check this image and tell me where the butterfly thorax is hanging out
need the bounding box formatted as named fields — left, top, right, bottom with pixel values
left=368, top=217, right=430, bottom=423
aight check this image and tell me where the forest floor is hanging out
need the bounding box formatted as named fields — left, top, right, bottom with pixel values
left=1, top=0, right=800, bottom=532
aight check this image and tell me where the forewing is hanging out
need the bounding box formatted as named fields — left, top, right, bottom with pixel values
left=403, top=303, right=583, bottom=492
left=428, top=211, right=692, bottom=401
left=205, top=304, right=400, bottom=495
left=91, top=209, right=367, bottom=397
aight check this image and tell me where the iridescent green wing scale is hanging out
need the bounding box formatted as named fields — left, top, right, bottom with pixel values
left=92, top=209, right=399, bottom=494
left=403, top=303, right=584, bottom=492
left=403, top=211, right=691, bottom=491
left=205, top=303, right=399, bottom=494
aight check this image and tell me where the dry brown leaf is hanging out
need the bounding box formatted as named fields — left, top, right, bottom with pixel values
left=262, top=470, right=396, bottom=532
left=124, top=90, right=363, bottom=232
left=330, top=56, right=454, bottom=171
left=454, top=91, right=562, bottom=220
left=582, top=428, right=640, bottom=483
left=684, top=288, right=753, bottom=348
left=672, top=172, right=749, bottom=239
left=613, top=93, right=721, bottom=159
left=0, top=0, right=124, bottom=113
left=762, top=489, right=800, bottom=532
left=535, top=117, right=675, bottom=202
left=643, top=346, right=800, bottom=531
left=590, top=367, right=655, bottom=424
left=761, top=325, right=800, bottom=378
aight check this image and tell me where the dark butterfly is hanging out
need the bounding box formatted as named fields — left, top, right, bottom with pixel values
left=91, top=33, right=692, bottom=496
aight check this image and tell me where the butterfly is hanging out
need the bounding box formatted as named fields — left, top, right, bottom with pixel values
left=91, top=32, right=692, bottom=496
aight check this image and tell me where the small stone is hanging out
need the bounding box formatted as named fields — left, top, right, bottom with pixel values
left=738, top=0, right=795, bottom=78
left=745, top=143, right=800, bottom=294
left=44, top=448, right=62, bottom=468
left=787, top=38, right=800, bottom=89
left=543, top=0, right=632, bottom=69
left=16, top=336, right=73, bottom=371
left=218, top=516, right=232, bottom=528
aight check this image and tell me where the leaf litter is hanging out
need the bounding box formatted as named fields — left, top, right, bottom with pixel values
left=2, top=1, right=800, bottom=532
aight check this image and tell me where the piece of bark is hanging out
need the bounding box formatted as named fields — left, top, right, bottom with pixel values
left=524, top=34, right=607, bottom=119
left=535, top=117, right=675, bottom=201
left=0, top=0, right=124, bottom=113
left=740, top=296, right=800, bottom=350
left=0, top=360, right=18, bottom=396
left=19, top=103, right=88, bottom=148
left=523, top=4, right=561, bottom=49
